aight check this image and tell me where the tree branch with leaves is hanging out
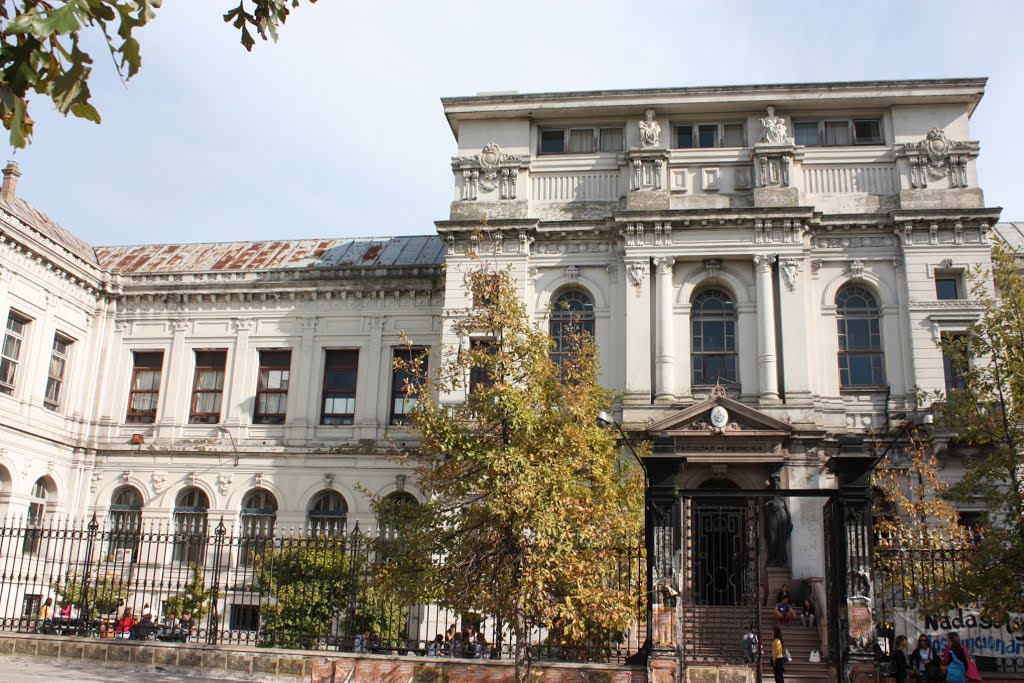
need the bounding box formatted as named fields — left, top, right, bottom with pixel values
left=0, top=0, right=314, bottom=147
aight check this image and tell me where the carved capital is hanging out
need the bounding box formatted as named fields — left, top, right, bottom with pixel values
left=654, top=257, right=675, bottom=276
left=753, top=254, right=776, bottom=272
left=232, top=317, right=254, bottom=333
left=170, top=318, right=190, bottom=333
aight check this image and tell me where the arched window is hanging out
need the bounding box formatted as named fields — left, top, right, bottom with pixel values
left=173, top=487, right=209, bottom=564
left=109, top=486, right=143, bottom=559
left=549, top=290, right=595, bottom=366
left=308, top=490, right=347, bottom=536
left=23, top=477, right=53, bottom=554
left=691, top=289, right=737, bottom=385
left=378, top=492, right=417, bottom=543
left=239, top=488, right=277, bottom=566
left=836, top=286, right=885, bottom=386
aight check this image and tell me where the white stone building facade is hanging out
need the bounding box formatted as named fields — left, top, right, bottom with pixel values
left=0, top=77, right=1014, bottom=594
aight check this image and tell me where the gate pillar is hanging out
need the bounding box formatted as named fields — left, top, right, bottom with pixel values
left=646, top=454, right=683, bottom=682
left=827, top=435, right=878, bottom=683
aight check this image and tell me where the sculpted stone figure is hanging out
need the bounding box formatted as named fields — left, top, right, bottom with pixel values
left=639, top=109, right=661, bottom=147
left=764, top=471, right=793, bottom=567
left=761, top=106, right=787, bottom=144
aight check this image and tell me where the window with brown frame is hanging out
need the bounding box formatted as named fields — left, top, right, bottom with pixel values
left=189, top=350, right=227, bottom=424
left=321, top=350, right=358, bottom=425
left=391, top=348, right=427, bottom=425
left=469, top=339, right=496, bottom=394
left=0, top=312, right=29, bottom=395
left=126, top=351, right=164, bottom=423
left=43, top=334, right=72, bottom=410
left=253, top=350, right=291, bottom=424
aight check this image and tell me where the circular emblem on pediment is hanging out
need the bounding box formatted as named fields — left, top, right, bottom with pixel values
left=710, top=406, right=729, bottom=429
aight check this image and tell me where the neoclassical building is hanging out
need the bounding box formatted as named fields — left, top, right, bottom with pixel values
left=0, top=77, right=1015, bottom=675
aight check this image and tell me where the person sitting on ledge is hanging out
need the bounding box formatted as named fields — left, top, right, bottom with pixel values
left=775, top=584, right=792, bottom=606
left=800, top=598, right=816, bottom=627
left=775, top=595, right=795, bottom=623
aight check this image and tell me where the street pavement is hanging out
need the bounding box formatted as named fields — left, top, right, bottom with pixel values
left=0, top=655, right=254, bottom=682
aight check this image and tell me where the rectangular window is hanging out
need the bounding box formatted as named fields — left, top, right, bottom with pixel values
left=673, top=122, right=744, bottom=148
left=253, top=350, right=291, bottom=424
left=539, top=127, right=623, bottom=154
left=794, top=121, right=820, bottom=146
left=126, top=351, right=164, bottom=423
left=823, top=120, right=851, bottom=146
left=722, top=123, right=745, bottom=147
left=540, top=129, right=565, bottom=154
left=321, top=350, right=358, bottom=425
left=598, top=127, right=624, bottom=152
left=43, top=335, right=72, bottom=410
left=189, top=350, right=227, bottom=424
left=230, top=604, right=260, bottom=631
left=675, top=124, right=694, bottom=148
left=0, top=313, right=29, bottom=395
left=391, top=348, right=427, bottom=425
left=567, top=128, right=594, bottom=153
left=469, top=339, right=496, bottom=394
left=795, top=118, right=883, bottom=147
left=853, top=119, right=883, bottom=145
left=935, top=277, right=960, bottom=300
left=942, top=334, right=967, bottom=394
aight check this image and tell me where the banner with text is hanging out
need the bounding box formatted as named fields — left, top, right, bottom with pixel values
left=893, top=609, right=1024, bottom=659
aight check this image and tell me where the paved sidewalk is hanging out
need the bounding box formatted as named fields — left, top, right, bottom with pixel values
left=0, top=654, right=255, bottom=682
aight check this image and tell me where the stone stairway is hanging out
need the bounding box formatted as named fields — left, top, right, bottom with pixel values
left=760, top=607, right=829, bottom=682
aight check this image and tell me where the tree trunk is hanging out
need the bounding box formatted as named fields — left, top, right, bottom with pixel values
left=513, top=617, right=533, bottom=683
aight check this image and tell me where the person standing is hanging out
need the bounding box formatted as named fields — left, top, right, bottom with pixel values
left=892, top=635, right=909, bottom=683
left=772, top=626, right=786, bottom=683
left=910, top=634, right=942, bottom=682
left=942, top=632, right=978, bottom=683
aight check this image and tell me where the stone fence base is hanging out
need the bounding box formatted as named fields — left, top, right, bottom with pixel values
left=0, top=632, right=648, bottom=682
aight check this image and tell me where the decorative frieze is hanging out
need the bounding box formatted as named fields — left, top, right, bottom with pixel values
left=813, top=235, right=895, bottom=249
left=755, top=220, right=801, bottom=245
left=535, top=242, right=612, bottom=255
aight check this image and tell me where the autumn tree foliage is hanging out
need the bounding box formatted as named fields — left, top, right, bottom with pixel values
left=0, top=0, right=313, bottom=147
left=934, top=240, right=1024, bottom=617
left=370, top=264, right=645, bottom=682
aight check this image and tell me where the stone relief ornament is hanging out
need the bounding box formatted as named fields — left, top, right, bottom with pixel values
left=781, top=259, right=800, bottom=291
left=452, top=142, right=524, bottom=199
left=849, top=260, right=865, bottom=279
left=626, top=260, right=648, bottom=295
left=760, top=106, right=787, bottom=144
left=902, top=128, right=972, bottom=189
left=217, top=472, right=233, bottom=496
left=638, top=109, right=662, bottom=147
left=151, top=471, right=167, bottom=494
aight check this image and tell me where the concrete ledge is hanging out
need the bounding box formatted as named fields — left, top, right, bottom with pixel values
left=0, top=632, right=647, bottom=683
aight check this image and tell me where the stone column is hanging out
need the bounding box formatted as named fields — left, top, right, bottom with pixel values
left=754, top=255, right=779, bottom=403
left=156, top=317, right=190, bottom=438
left=654, top=257, right=676, bottom=403
left=623, top=259, right=652, bottom=407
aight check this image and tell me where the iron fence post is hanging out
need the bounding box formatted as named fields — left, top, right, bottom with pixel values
left=208, top=517, right=226, bottom=645
left=78, top=514, right=99, bottom=636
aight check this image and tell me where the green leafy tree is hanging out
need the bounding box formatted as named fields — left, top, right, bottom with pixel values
left=254, top=536, right=404, bottom=650
left=370, top=263, right=645, bottom=683
left=934, top=239, right=1024, bottom=616
left=51, top=571, right=129, bottom=615
left=164, top=562, right=212, bottom=620
left=0, top=0, right=314, bottom=147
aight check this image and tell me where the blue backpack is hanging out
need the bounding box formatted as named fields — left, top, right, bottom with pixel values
left=946, top=649, right=967, bottom=683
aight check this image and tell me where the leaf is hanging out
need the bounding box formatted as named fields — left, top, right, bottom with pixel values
left=69, top=101, right=100, bottom=123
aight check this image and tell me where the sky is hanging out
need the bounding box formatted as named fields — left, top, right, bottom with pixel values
left=9, top=0, right=1024, bottom=247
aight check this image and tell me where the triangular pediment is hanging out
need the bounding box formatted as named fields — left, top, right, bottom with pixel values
left=646, top=391, right=793, bottom=437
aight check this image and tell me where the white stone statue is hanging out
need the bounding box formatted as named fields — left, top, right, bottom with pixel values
left=761, top=106, right=787, bottom=144
left=639, top=109, right=661, bottom=147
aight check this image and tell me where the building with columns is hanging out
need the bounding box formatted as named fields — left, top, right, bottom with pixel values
left=0, top=77, right=1017, bottom=675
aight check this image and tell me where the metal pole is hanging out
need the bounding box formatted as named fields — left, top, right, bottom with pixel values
left=207, top=518, right=226, bottom=645
left=79, top=514, right=99, bottom=636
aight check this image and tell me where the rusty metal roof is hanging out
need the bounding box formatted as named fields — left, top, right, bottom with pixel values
left=95, top=236, right=444, bottom=273
left=0, top=193, right=98, bottom=265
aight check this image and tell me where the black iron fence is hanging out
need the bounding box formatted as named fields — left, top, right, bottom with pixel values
left=875, top=535, right=1024, bottom=675
left=0, top=516, right=646, bottom=664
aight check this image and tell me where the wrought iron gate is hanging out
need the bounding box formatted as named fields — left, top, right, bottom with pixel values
left=679, top=496, right=762, bottom=664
